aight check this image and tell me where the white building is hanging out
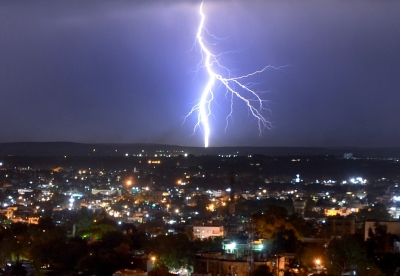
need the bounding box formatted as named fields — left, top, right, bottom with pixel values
left=212, top=190, right=226, bottom=197
left=193, top=226, right=224, bottom=240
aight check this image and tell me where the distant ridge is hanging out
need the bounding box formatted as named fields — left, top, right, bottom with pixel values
left=0, top=142, right=400, bottom=158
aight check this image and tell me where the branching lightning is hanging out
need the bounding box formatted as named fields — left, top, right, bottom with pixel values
left=187, top=2, right=279, bottom=148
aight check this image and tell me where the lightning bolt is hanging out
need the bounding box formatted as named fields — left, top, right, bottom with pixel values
left=187, top=2, right=279, bottom=148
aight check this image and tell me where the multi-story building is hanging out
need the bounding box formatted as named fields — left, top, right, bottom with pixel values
left=324, top=216, right=356, bottom=237
left=193, top=253, right=286, bottom=276
left=293, top=200, right=306, bottom=217
left=193, top=226, right=224, bottom=240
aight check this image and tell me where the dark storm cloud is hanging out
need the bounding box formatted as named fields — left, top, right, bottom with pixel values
left=1, top=0, right=400, bottom=147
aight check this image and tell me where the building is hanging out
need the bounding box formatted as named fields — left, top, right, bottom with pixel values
left=222, top=239, right=265, bottom=258
left=0, top=206, right=17, bottom=219
left=193, top=226, right=224, bottom=240
left=194, top=254, right=285, bottom=276
left=92, top=188, right=118, bottom=195
left=28, top=217, right=39, bottom=224
left=324, top=216, right=356, bottom=237
left=152, top=190, right=163, bottom=203
left=293, top=200, right=306, bottom=217
left=324, top=207, right=353, bottom=217
left=113, top=269, right=147, bottom=276
left=343, top=153, right=353, bottom=159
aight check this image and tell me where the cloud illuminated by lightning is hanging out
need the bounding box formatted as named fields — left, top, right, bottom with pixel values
left=187, top=2, right=279, bottom=148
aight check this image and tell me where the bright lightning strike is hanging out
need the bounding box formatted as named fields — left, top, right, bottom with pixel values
left=187, top=2, right=280, bottom=148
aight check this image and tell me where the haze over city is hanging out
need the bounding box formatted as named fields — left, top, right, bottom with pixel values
left=1, top=0, right=400, bottom=147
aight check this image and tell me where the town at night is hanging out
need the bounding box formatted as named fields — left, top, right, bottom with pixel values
left=1, top=0, right=400, bottom=275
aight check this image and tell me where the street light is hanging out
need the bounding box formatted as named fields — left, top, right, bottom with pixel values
left=314, top=258, right=324, bottom=273
left=148, top=255, right=157, bottom=272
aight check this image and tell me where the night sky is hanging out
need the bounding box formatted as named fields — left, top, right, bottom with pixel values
left=1, top=0, right=400, bottom=148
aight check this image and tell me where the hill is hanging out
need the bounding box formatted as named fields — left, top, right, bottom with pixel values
left=0, top=142, right=400, bottom=158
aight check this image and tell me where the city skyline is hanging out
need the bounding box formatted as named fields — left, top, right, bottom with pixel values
left=1, top=0, right=400, bottom=148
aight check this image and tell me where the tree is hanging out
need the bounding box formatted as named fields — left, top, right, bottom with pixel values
left=0, top=214, right=7, bottom=223
left=192, top=195, right=211, bottom=214
left=74, top=207, right=95, bottom=236
left=253, top=264, right=273, bottom=276
left=297, top=244, right=327, bottom=275
left=357, top=203, right=391, bottom=221
left=252, top=206, right=301, bottom=253
left=149, top=264, right=172, bottom=276
left=366, top=222, right=397, bottom=255
left=126, top=230, right=148, bottom=250
left=193, top=237, right=223, bottom=252
left=80, top=223, right=118, bottom=241
left=326, top=234, right=367, bottom=275
left=38, top=217, right=55, bottom=231
left=62, top=237, right=89, bottom=272
left=145, top=233, right=196, bottom=271
left=78, top=251, right=121, bottom=276
left=357, top=264, right=382, bottom=276
left=9, top=262, right=27, bottom=276
left=138, top=221, right=166, bottom=237
left=29, top=225, right=68, bottom=271
left=8, top=223, right=31, bottom=262
left=374, top=252, right=400, bottom=276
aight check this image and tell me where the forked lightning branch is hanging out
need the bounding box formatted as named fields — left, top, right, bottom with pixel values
left=186, top=2, right=278, bottom=148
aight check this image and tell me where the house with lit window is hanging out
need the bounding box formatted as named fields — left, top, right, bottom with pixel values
left=193, top=226, right=224, bottom=239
